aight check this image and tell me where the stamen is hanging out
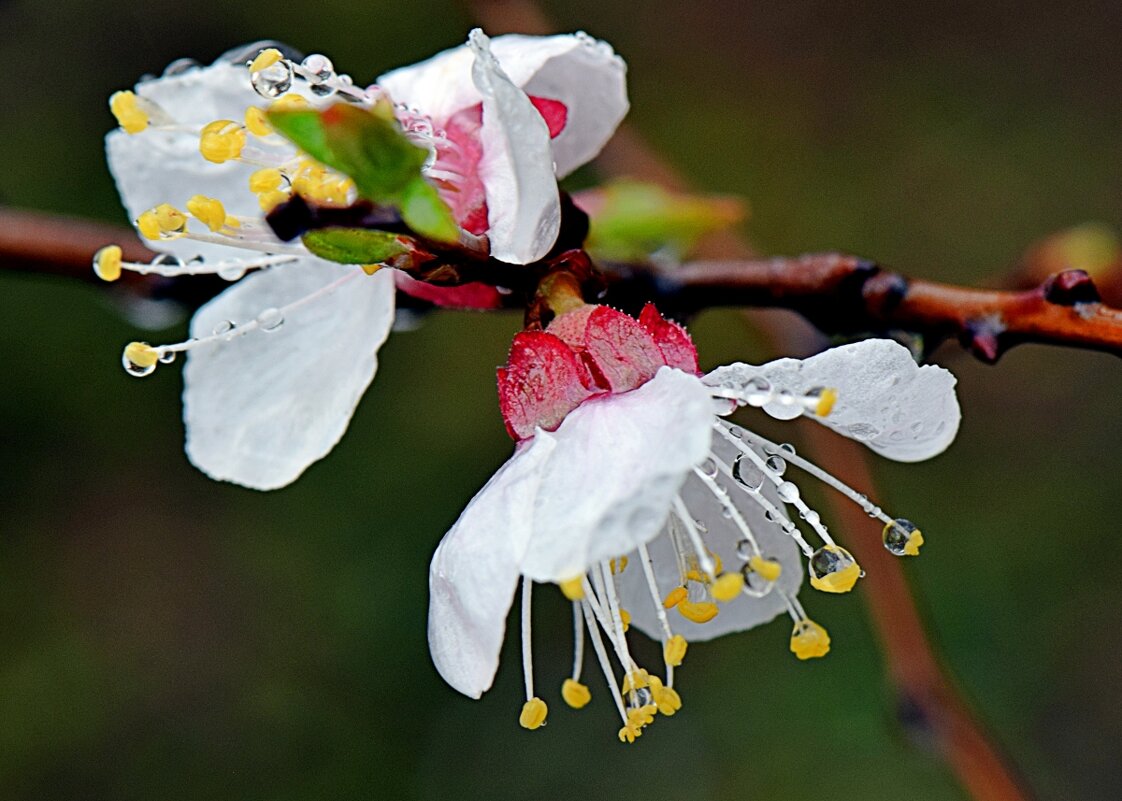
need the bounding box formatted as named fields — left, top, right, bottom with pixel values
left=728, top=425, right=896, bottom=527
left=120, top=270, right=357, bottom=377
left=109, top=90, right=149, bottom=134
left=579, top=600, right=627, bottom=723
left=92, top=251, right=297, bottom=281
left=790, top=617, right=832, bottom=660
left=518, top=577, right=547, bottom=730
left=247, top=48, right=372, bottom=104
left=186, top=195, right=229, bottom=233
left=672, top=494, right=716, bottom=578
left=883, top=518, right=924, bottom=556
left=559, top=576, right=585, bottom=600
left=636, top=541, right=677, bottom=684
left=199, top=120, right=247, bottom=164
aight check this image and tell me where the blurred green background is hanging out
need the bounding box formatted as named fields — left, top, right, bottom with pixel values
left=3, top=1, right=1122, bottom=799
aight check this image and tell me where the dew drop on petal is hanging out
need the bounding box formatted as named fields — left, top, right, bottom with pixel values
left=847, top=423, right=880, bottom=441
left=700, top=458, right=719, bottom=479
left=256, top=307, right=285, bottom=332
left=735, top=540, right=753, bottom=560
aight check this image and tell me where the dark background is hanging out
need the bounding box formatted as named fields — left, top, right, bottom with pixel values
left=2, top=1, right=1121, bottom=799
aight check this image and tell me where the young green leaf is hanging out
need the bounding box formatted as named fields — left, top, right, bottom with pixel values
left=302, top=227, right=411, bottom=265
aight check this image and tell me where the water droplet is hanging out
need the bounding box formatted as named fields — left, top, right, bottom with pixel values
left=809, top=545, right=858, bottom=584
left=251, top=60, right=294, bottom=98
left=212, top=320, right=234, bottom=336
left=780, top=442, right=796, bottom=455
left=256, top=307, right=285, bottom=332
left=846, top=423, right=880, bottom=441
left=720, top=505, right=734, bottom=519
left=732, top=454, right=764, bottom=492
left=727, top=425, right=744, bottom=439
left=217, top=263, right=247, bottom=281
left=735, top=540, right=753, bottom=560
left=302, top=53, right=334, bottom=86
left=631, top=687, right=653, bottom=707
left=694, top=519, right=708, bottom=534
left=889, top=430, right=905, bottom=441
left=158, top=350, right=177, bottom=364
left=801, top=509, right=821, bottom=527
left=882, top=518, right=921, bottom=556
left=700, top=458, right=719, bottom=479
left=776, top=481, right=800, bottom=503
left=765, top=455, right=787, bottom=476
left=777, top=389, right=795, bottom=405
left=121, top=345, right=157, bottom=378
left=740, top=559, right=778, bottom=597
left=744, top=377, right=771, bottom=407
left=910, top=421, right=924, bottom=434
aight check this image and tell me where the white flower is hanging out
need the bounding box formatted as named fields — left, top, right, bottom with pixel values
left=98, top=31, right=628, bottom=490
left=429, top=324, right=959, bottom=741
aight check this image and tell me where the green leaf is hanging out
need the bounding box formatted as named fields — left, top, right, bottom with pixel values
left=301, top=228, right=411, bottom=265
left=268, top=102, right=458, bottom=244
left=399, top=179, right=460, bottom=244
left=582, top=180, right=746, bottom=262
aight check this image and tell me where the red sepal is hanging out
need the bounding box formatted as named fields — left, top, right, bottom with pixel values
left=498, top=331, right=599, bottom=440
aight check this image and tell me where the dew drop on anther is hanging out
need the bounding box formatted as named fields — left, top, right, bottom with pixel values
left=251, top=60, right=294, bottom=98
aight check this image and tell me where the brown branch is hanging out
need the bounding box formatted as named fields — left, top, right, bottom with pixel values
left=626, top=254, right=1120, bottom=363
left=0, top=207, right=155, bottom=280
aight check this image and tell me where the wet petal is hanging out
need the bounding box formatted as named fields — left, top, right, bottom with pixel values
left=519, top=368, right=714, bottom=582
left=378, top=30, right=628, bottom=178
left=469, top=30, right=560, bottom=264
left=429, top=437, right=558, bottom=698
left=706, top=339, right=961, bottom=462
left=183, top=263, right=394, bottom=489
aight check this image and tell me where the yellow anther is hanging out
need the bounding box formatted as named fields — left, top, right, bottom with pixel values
left=618, top=722, right=643, bottom=744
left=199, top=120, right=246, bottom=164
left=361, top=264, right=384, bottom=276
left=790, top=619, right=831, bottom=660
left=621, top=669, right=650, bottom=694
left=244, top=106, right=271, bottom=137
left=258, top=190, right=290, bottom=212
left=748, top=554, right=783, bottom=583
left=224, top=215, right=241, bottom=229
left=648, top=679, right=682, bottom=716
left=137, top=210, right=160, bottom=240
left=248, top=48, right=283, bottom=73
left=270, top=93, right=309, bottom=112
left=137, top=204, right=186, bottom=239
left=619, top=609, right=631, bottom=632
left=561, top=679, right=591, bottom=709
left=518, top=697, right=548, bottom=730
left=685, top=569, right=705, bottom=583
left=628, top=704, right=657, bottom=728
left=610, top=556, right=629, bottom=574
left=123, top=341, right=159, bottom=369
left=678, top=601, right=719, bottom=624
left=664, top=634, right=688, bottom=667
left=809, top=545, right=863, bottom=594
left=186, top=195, right=228, bottom=232
left=109, top=90, right=148, bottom=134
left=93, top=245, right=123, bottom=282
left=662, top=586, right=687, bottom=609
left=711, top=572, right=744, bottom=603
left=559, top=577, right=584, bottom=601
left=902, top=529, right=924, bottom=556
left=249, top=167, right=283, bottom=194
left=815, top=387, right=838, bottom=417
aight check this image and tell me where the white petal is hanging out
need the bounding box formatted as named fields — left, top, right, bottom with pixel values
left=519, top=368, right=714, bottom=582
left=106, top=60, right=276, bottom=263
left=469, top=30, right=560, bottom=265
left=428, top=437, right=558, bottom=698
left=618, top=435, right=803, bottom=643
left=183, top=263, right=395, bottom=489
left=489, top=32, right=628, bottom=178
left=377, top=31, right=628, bottom=178
left=706, top=339, right=961, bottom=462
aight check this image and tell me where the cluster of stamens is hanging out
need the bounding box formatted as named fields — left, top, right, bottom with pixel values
left=101, top=48, right=416, bottom=379
left=518, top=378, right=924, bottom=741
